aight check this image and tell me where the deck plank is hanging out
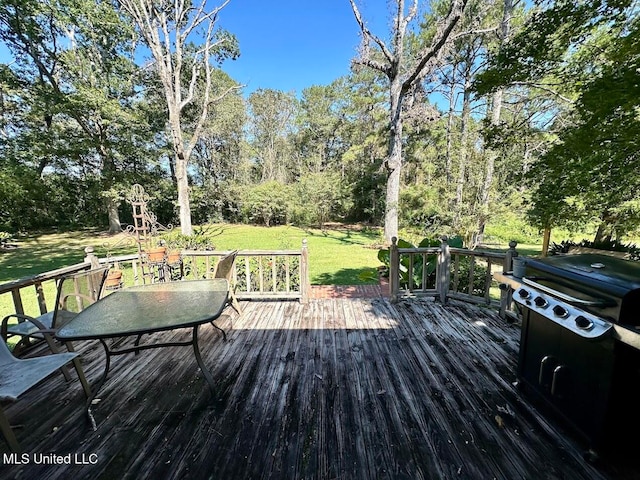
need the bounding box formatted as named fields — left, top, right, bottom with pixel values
left=1, top=297, right=638, bottom=479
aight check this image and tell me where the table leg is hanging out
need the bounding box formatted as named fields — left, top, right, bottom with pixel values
left=209, top=321, right=227, bottom=342
left=86, top=339, right=112, bottom=431
left=192, top=325, right=215, bottom=393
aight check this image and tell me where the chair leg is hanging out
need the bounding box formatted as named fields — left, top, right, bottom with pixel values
left=0, top=405, right=21, bottom=453
left=64, top=342, right=91, bottom=398
left=230, top=291, right=242, bottom=315
left=42, top=333, right=72, bottom=382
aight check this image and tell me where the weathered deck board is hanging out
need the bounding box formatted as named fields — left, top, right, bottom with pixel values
left=1, top=297, right=638, bottom=479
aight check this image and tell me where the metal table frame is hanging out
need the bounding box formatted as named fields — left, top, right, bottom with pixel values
left=56, top=279, right=229, bottom=430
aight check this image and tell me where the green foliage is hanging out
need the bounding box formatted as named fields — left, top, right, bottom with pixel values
left=161, top=225, right=220, bottom=251
left=241, top=181, right=291, bottom=227
left=290, top=172, right=349, bottom=228
left=377, top=235, right=464, bottom=289
left=234, top=256, right=301, bottom=293
left=450, top=258, right=490, bottom=297
left=476, top=0, right=640, bottom=240
left=550, top=239, right=640, bottom=261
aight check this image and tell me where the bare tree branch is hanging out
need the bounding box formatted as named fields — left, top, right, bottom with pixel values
left=349, top=0, right=395, bottom=64
left=403, top=0, right=467, bottom=92
left=511, top=81, right=574, bottom=104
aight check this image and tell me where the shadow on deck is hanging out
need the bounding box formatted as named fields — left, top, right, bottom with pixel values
left=1, top=297, right=638, bottom=479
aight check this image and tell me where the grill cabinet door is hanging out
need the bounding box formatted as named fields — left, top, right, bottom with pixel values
left=518, top=309, right=615, bottom=446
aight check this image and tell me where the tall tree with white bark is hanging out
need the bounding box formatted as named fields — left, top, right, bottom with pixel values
left=349, top=0, right=468, bottom=243
left=118, top=0, right=239, bottom=235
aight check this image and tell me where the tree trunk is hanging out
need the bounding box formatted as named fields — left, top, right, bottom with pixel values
left=445, top=78, right=457, bottom=187
left=384, top=79, right=404, bottom=244
left=455, top=73, right=472, bottom=216
left=175, top=152, right=193, bottom=236
left=477, top=0, right=513, bottom=241
left=106, top=197, right=121, bottom=234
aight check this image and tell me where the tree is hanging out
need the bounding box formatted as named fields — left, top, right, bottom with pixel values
left=475, top=0, right=514, bottom=242
left=476, top=0, right=640, bottom=241
left=246, top=88, right=297, bottom=183
left=0, top=0, right=150, bottom=233
left=349, top=0, right=468, bottom=243
left=118, top=0, right=239, bottom=235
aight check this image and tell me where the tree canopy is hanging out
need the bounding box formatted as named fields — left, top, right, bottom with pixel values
left=476, top=0, right=640, bottom=241
left=2, top=0, right=638, bottom=248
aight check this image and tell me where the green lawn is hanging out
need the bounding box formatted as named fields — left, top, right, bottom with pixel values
left=0, top=224, right=384, bottom=286
left=0, top=224, right=384, bottom=329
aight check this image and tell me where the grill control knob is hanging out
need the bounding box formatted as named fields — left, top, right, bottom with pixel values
left=575, top=315, right=594, bottom=330
left=552, top=305, right=568, bottom=318
left=518, top=289, right=531, bottom=299
left=533, top=296, right=548, bottom=308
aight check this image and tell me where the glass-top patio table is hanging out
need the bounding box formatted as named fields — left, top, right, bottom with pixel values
left=56, top=278, right=229, bottom=430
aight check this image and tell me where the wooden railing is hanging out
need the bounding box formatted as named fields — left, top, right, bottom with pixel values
left=88, top=239, right=310, bottom=302
left=388, top=237, right=518, bottom=306
left=0, top=241, right=310, bottom=328
left=0, top=262, right=95, bottom=322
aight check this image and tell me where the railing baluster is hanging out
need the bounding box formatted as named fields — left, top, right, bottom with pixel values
left=245, top=257, right=251, bottom=293
left=35, top=281, right=47, bottom=315
left=485, top=258, right=493, bottom=303
left=408, top=253, right=414, bottom=292
left=421, top=253, right=428, bottom=292
left=468, top=256, right=476, bottom=295
left=285, top=256, right=290, bottom=293
left=453, top=254, right=460, bottom=292
left=271, top=256, right=277, bottom=293
left=11, top=289, right=25, bottom=317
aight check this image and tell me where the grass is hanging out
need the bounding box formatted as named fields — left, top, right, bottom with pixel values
left=0, top=222, right=548, bottom=331
left=187, top=224, right=383, bottom=285
left=0, top=224, right=384, bottom=320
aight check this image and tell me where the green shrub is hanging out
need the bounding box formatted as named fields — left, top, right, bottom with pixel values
left=378, top=235, right=464, bottom=290
left=241, top=181, right=291, bottom=226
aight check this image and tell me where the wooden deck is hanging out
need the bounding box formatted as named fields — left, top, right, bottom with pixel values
left=1, top=296, right=638, bottom=479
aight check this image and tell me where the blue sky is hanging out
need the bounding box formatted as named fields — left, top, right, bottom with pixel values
left=219, top=0, right=391, bottom=96
left=0, top=1, right=393, bottom=96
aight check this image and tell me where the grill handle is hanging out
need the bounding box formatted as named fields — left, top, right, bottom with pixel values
left=522, top=276, right=610, bottom=307
left=551, top=365, right=566, bottom=397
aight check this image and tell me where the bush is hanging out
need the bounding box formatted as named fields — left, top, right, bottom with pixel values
left=290, top=172, right=348, bottom=228
left=378, top=235, right=464, bottom=289
left=241, top=181, right=291, bottom=226
left=550, top=239, right=640, bottom=261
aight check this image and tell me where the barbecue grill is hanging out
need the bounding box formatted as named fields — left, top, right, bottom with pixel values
left=513, top=253, right=640, bottom=461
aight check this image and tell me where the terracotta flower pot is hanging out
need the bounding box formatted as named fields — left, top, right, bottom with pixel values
left=105, top=270, right=123, bottom=289
left=146, top=246, right=166, bottom=263
left=167, top=250, right=181, bottom=265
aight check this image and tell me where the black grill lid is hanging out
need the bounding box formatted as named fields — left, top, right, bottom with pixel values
left=525, top=254, right=640, bottom=299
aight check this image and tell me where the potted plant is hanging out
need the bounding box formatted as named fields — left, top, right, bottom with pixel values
left=105, top=269, right=123, bottom=289
left=145, top=245, right=167, bottom=263
left=166, top=249, right=181, bottom=265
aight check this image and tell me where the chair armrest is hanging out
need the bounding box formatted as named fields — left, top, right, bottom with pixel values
left=1, top=313, right=53, bottom=341
left=2, top=313, right=38, bottom=341
left=60, top=293, right=96, bottom=310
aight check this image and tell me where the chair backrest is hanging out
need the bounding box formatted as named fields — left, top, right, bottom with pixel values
left=213, top=250, right=238, bottom=282
left=52, top=267, right=109, bottom=326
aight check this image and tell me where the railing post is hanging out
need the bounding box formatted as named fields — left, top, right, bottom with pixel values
left=300, top=239, right=309, bottom=304
left=390, top=237, right=399, bottom=303
left=84, top=246, right=100, bottom=269
left=500, top=240, right=518, bottom=320
left=438, top=237, right=451, bottom=304
left=503, top=240, right=518, bottom=273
